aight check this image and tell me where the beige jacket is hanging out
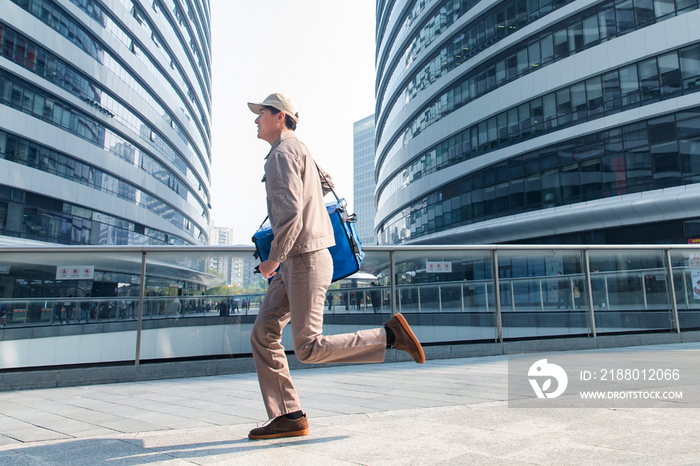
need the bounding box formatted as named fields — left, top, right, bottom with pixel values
left=263, top=131, right=335, bottom=263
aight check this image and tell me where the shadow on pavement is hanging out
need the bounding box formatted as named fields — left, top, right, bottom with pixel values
left=0, top=435, right=351, bottom=464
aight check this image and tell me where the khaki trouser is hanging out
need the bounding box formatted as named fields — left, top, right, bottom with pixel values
left=250, top=248, right=386, bottom=419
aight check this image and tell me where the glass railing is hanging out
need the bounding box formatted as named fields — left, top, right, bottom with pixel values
left=0, top=244, right=698, bottom=367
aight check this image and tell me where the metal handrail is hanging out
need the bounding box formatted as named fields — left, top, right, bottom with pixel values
left=3, top=243, right=700, bottom=368
left=2, top=244, right=700, bottom=253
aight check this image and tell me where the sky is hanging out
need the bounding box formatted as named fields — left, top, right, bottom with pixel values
left=209, top=0, right=377, bottom=244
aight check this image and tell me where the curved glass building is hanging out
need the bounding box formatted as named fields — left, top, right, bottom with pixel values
left=375, top=0, right=700, bottom=245
left=0, top=0, right=211, bottom=246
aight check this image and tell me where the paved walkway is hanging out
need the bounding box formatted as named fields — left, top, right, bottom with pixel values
left=1, top=343, right=699, bottom=465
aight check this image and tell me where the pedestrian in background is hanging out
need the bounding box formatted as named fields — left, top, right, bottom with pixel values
left=77, top=293, right=91, bottom=324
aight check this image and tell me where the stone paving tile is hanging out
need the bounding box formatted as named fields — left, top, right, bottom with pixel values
left=600, top=452, right=700, bottom=466
left=6, top=399, right=129, bottom=432
left=352, top=397, right=452, bottom=411
left=267, top=427, right=405, bottom=466
left=299, top=401, right=382, bottom=416
left=0, top=450, right=38, bottom=466
left=4, top=438, right=195, bottom=466
left=173, top=411, right=256, bottom=427
left=0, top=404, right=52, bottom=420
left=207, top=405, right=266, bottom=422
left=4, top=410, right=118, bottom=438
left=303, top=407, right=355, bottom=419
left=0, top=413, right=41, bottom=432
left=122, top=425, right=354, bottom=465
left=110, top=397, right=205, bottom=417
left=300, top=385, right=386, bottom=401
left=388, top=388, right=496, bottom=404
left=66, top=399, right=163, bottom=419
left=198, top=395, right=262, bottom=408
left=168, top=397, right=256, bottom=414
left=121, top=410, right=213, bottom=430
left=213, top=448, right=355, bottom=466
left=127, top=393, right=192, bottom=404
left=431, top=453, right=539, bottom=466
left=59, top=396, right=129, bottom=413
left=3, top=426, right=71, bottom=443
left=1, top=343, right=700, bottom=465
left=89, top=417, right=167, bottom=434
left=0, top=434, right=20, bottom=447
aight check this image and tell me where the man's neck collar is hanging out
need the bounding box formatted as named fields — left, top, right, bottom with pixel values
left=266, top=130, right=296, bottom=156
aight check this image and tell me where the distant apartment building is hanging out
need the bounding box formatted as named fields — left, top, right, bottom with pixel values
left=240, top=255, right=260, bottom=289
left=210, top=226, right=232, bottom=247
left=207, top=227, right=258, bottom=289
left=230, top=256, right=244, bottom=288
left=353, top=114, right=377, bottom=245
left=208, top=225, right=233, bottom=284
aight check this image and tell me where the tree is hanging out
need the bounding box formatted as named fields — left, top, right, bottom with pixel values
left=204, top=267, right=227, bottom=296
left=244, top=278, right=268, bottom=295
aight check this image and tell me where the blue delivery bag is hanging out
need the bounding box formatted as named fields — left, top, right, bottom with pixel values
left=252, top=200, right=364, bottom=283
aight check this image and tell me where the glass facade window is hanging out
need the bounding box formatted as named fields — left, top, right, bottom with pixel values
left=66, top=0, right=211, bottom=124
left=353, top=115, right=377, bottom=245
left=0, top=129, right=200, bottom=237
left=377, top=0, right=700, bottom=165
left=378, top=0, right=577, bottom=137
left=8, top=0, right=211, bottom=167
left=0, top=185, right=190, bottom=245
left=377, top=106, right=700, bottom=244
left=0, top=22, right=210, bottom=207
left=1, top=0, right=211, bottom=246
left=376, top=0, right=435, bottom=79
left=378, top=42, right=700, bottom=206
left=0, top=67, right=208, bottom=218
left=155, top=0, right=211, bottom=92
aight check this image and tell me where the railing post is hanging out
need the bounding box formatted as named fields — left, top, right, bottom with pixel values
left=417, top=285, right=421, bottom=313
left=484, top=282, right=489, bottom=313
left=583, top=249, right=596, bottom=338
left=390, top=250, right=397, bottom=316
left=604, top=275, right=609, bottom=310
left=492, top=250, right=503, bottom=344
left=135, top=251, right=147, bottom=366
left=569, top=277, right=575, bottom=311
left=665, top=249, right=681, bottom=334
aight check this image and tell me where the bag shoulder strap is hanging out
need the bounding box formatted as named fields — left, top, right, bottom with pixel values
left=314, top=160, right=347, bottom=211
left=255, top=158, right=345, bottom=230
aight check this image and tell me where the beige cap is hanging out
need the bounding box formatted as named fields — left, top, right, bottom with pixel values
left=247, top=93, right=299, bottom=123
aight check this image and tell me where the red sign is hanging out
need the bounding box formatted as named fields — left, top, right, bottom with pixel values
left=426, top=261, right=452, bottom=273
left=56, top=266, right=95, bottom=280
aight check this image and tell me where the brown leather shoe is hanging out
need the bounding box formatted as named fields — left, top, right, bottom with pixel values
left=248, top=414, right=310, bottom=440
left=385, top=313, right=425, bottom=364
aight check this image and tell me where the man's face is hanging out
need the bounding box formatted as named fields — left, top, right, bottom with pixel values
left=254, top=108, right=282, bottom=143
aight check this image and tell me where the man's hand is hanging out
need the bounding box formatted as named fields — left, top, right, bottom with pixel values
left=259, top=259, right=280, bottom=279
